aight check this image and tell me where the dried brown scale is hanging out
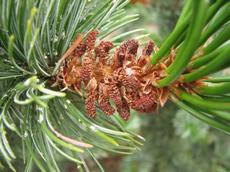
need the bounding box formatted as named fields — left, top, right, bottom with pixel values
left=130, top=93, right=157, bottom=113
left=85, top=92, right=97, bottom=118
left=95, top=41, right=113, bottom=60
left=126, top=40, right=139, bottom=55
left=85, top=30, right=99, bottom=51
left=173, top=78, right=207, bottom=95
left=65, top=69, right=78, bottom=85
left=80, top=52, right=94, bottom=85
left=122, top=74, right=141, bottom=90
left=124, top=54, right=136, bottom=65
left=111, top=40, right=138, bottom=68
left=105, top=77, right=123, bottom=108
left=102, top=41, right=114, bottom=52
left=112, top=68, right=123, bottom=83
left=111, top=44, right=129, bottom=69
left=142, top=41, right=154, bottom=56
left=98, top=82, right=115, bottom=115
left=58, top=30, right=189, bottom=120
left=73, top=43, right=87, bottom=57
left=68, top=57, right=81, bottom=68
left=117, top=99, right=130, bottom=120
left=85, top=78, right=98, bottom=117
left=137, top=56, right=147, bottom=67
left=159, top=88, right=169, bottom=107
left=121, top=87, right=139, bottom=106
left=119, top=39, right=138, bottom=55
left=111, top=51, right=123, bottom=69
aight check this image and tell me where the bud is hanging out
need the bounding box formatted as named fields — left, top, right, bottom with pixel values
left=58, top=30, right=180, bottom=120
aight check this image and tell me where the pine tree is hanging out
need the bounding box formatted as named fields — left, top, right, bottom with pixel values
left=0, top=0, right=229, bottom=171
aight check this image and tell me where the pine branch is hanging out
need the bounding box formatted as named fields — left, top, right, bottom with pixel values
left=0, top=0, right=229, bottom=171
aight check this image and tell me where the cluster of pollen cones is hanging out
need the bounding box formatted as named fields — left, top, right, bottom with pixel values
left=57, top=30, right=171, bottom=120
